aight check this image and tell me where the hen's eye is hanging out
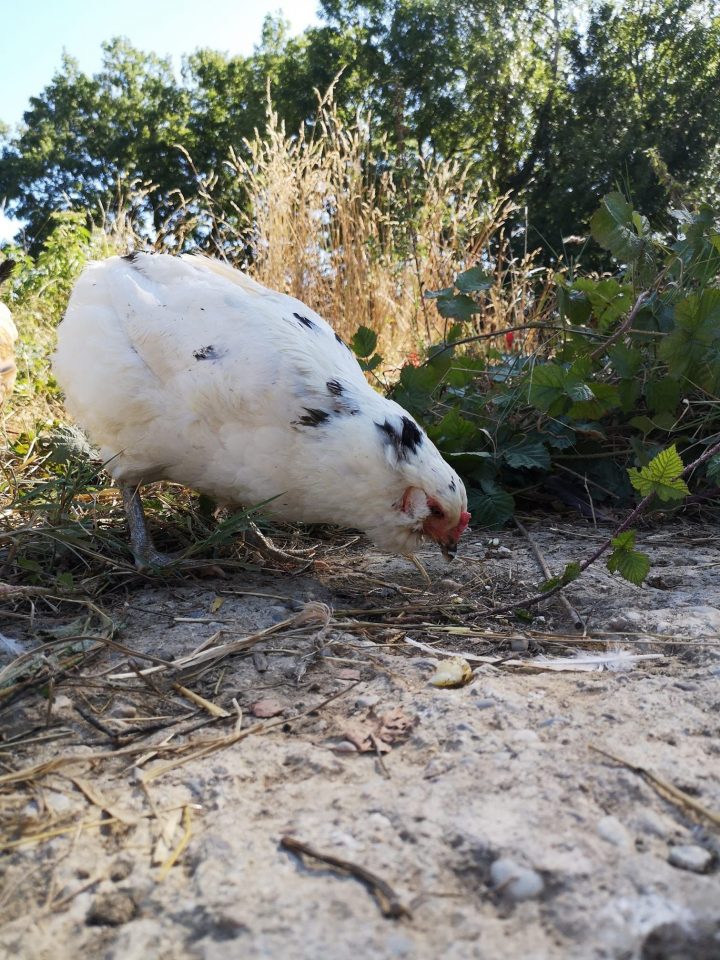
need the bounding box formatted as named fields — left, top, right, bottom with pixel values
left=429, top=505, right=444, bottom=518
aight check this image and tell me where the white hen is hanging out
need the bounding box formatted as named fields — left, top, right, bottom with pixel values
left=0, top=260, right=17, bottom=408
left=53, top=253, right=470, bottom=566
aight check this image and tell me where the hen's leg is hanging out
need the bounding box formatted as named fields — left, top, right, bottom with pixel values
left=120, top=484, right=174, bottom=570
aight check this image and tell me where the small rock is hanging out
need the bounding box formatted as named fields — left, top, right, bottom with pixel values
left=86, top=892, right=137, bottom=926
left=597, top=815, right=633, bottom=849
left=668, top=844, right=713, bottom=874
left=473, top=698, right=495, bottom=710
left=490, top=857, right=544, bottom=901
left=250, top=698, right=284, bottom=718
left=437, top=578, right=460, bottom=591
left=510, top=637, right=529, bottom=653
left=355, top=694, right=380, bottom=709
left=252, top=652, right=268, bottom=673
left=335, top=667, right=361, bottom=681
left=497, top=546, right=513, bottom=557
left=634, top=808, right=676, bottom=839
left=642, top=919, right=720, bottom=960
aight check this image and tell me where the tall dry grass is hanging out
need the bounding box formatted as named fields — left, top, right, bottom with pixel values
left=204, top=92, right=549, bottom=364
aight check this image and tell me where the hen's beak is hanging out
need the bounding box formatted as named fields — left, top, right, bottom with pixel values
left=440, top=541, right=457, bottom=561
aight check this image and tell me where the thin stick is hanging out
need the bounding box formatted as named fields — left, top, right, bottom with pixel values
left=590, top=744, right=720, bottom=828
left=589, top=291, right=649, bottom=361
left=280, top=836, right=411, bottom=920
left=514, top=518, right=583, bottom=628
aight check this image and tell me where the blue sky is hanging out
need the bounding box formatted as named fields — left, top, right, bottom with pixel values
left=0, top=0, right=320, bottom=240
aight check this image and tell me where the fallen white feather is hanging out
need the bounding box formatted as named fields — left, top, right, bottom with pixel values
left=403, top=636, right=665, bottom=672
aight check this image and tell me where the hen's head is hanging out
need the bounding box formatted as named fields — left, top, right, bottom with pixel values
left=364, top=410, right=470, bottom=559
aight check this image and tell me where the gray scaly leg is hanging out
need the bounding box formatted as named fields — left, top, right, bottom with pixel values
left=120, top=483, right=175, bottom=571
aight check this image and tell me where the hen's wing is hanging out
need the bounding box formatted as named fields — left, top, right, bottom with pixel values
left=54, top=253, right=376, bottom=489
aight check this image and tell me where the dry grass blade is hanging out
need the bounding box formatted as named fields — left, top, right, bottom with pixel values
left=156, top=805, right=193, bottom=881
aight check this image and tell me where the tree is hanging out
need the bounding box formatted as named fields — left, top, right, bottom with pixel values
left=0, top=40, right=192, bottom=246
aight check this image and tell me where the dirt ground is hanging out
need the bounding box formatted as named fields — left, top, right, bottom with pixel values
left=1, top=520, right=719, bottom=960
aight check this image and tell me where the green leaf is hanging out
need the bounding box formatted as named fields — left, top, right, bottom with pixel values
left=606, top=530, right=651, bottom=585
left=557, top=282, right=592, bottom=325
left=350, top=325, right=378, bottom=358
left=455, top=265, right=493, bottom=293
left=527, top=363, right=566, bottom=413
left=568, top=382, right=620, bottom=420
left=467, top=488, right=515, bottom=527
left=502, top=437, right=551, bottom=471
left=707, top=454, right=720, bottom=482
left=434, top=293, right=482, bottom=321
left=590, top=192, right=641, bottom=261
left=565, top=380, right=595, bottom=403
left=628, top=444, right=689, bottom=502
left=659, top=290, right=720, bottom=389
left=590, top=192, right=655, bottom=281
left=573, top=277, right=633, bottom=331
left=608, top=343, right=642, bottom=379
left=644, top=377, right=681, bottom=414
left=539, top=561, right=581, bottom=592
left=359, top=354, right=382, bottom=372
left=427, top=409, right=478, bottom=452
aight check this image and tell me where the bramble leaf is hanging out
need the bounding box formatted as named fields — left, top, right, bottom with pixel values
left=455, top=265, right=493, bottom=293
left=434, top=292, right=482, bottom=321
left=540, top=561, right=581, bottom=592
left=627, top=445, right=689, bottom=501
left=503, top=437, right=551, bottom=470
left=606, top=530, right=650, bottom=585
left=351, top=325, right=378, bottom=358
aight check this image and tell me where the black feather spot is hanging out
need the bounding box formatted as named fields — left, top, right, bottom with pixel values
left=334, top=332, right=351, bottom=350
left=296, top=408, right=330, bottom=427
left=122, top=251, right=140, bottom=263
left=193, top=345, right=218, bottom=361
left=326, top=379, right=343, bottom=396
left=449, top=479, right=457, bottom=493
left=376, top=416, right=424, bottom=461
left=400, top=416, right=423, bottom=454
left=293, top=312, right=315, bottom=329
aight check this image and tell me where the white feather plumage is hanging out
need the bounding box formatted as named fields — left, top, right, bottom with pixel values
left=53, top=253, right=470, bottom=557
left=0, top=302, right=17, bottom=408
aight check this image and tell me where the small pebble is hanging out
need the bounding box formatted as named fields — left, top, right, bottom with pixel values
left=86, top=892, right=137, bottom=927
left=474, top=698, right=495, bottom=710
left=437, top=578, right=460, bottom=591
left=490, top=857, right=544, bottom=901
left=355, top=694, right=380, bottom=709
left=497, top=546, right=513, bottom=557
left=668, top=844, right=713, bottom=874
left=597, top=815, right=632, bottom=849
left=252, top=652, right=269, bottom=673
left=250, top=698, right=284, bottom=718
left=510, top=637, right=529, bottom=653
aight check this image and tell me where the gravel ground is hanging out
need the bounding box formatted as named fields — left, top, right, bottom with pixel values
left=1, top=520, right=719, bottom=960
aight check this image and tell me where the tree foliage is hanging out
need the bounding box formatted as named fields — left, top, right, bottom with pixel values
left=1, top=1, right=719, bottom=253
